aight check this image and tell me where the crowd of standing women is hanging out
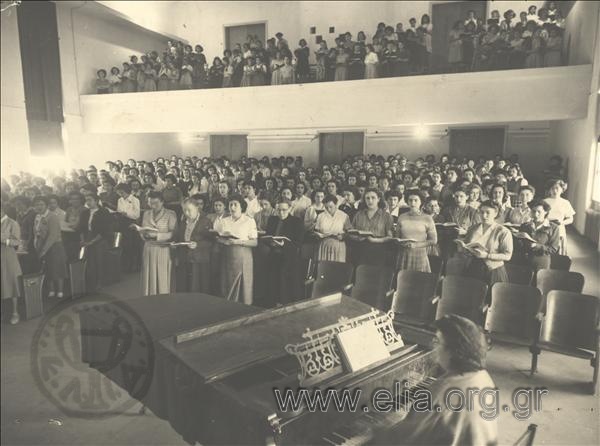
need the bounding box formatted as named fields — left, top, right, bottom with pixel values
left=95, top=4, right=565, bottom=93
left=1, top=151, right=574, bottom=324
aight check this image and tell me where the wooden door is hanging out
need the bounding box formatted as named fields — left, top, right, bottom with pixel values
left=225, top=23, right=266, bottom=51
left=319, top=132, right=364, bottom=165
left=210, top=135, right=248, bottom=159
left=431, top=1, right=486, bottom=73
left=449, top=127, right=506, bottom=161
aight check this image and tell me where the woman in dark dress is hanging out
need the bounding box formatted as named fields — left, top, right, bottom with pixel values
left=294, top=39, right=310, bottom=83
left=82, top=194, right=112, bottom=292
left=174, top=198, right=213, bottom=293
left=261, top=199, right=304, bottom=306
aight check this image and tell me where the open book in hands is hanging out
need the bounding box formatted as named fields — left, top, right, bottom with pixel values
left=346, top=229, right=375, bottom=237
left=131, top=224, right=158, bottom=232
left=454, top=239, right=487, bottom=255
left=390, top=238, right=418, bottom=244
left=511, top=231, right=537, bottom=243
left=209, top=229, right=239, bottom=240
left=260, top=235, right=292, bottom=243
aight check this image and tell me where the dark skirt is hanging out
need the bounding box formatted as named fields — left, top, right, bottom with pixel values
left=42, top=242, right=68, bottom=281
left=85, top=239, right=109, bottom=292
left=465, top=258, right=508, bottom=285
left=352, top=241, right=390, bottom=266
left=176, top=261, right=211, bottom=293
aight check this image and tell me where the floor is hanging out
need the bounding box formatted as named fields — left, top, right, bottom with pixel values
left=1, top=230, right=598, bottom=446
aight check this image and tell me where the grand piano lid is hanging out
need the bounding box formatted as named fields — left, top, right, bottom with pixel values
left=158, top=293, right=379, bottom=383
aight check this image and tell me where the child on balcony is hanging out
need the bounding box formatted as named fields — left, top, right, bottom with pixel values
left=95, top=69, right=110, bottom=94
left=108, top=67, right=121, bottom=93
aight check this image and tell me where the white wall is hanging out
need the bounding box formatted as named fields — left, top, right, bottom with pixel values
left=0, top=8, right=30, bottom=176
left=70, top=5, right=169, bottom=95
left=549, top=0, right=600, bottom=234
left=80, top=64, right=591, bottom=134
left=53, top=2, right=189, bottom=169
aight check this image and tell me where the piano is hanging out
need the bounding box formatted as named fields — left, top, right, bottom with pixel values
left=81, top=293, right=438, bottom=445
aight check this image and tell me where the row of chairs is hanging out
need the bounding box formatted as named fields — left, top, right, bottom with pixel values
left=305, top=259, right=598, bottom=394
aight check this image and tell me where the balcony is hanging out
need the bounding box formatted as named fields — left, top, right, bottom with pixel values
left=81, top=64, right=592, bottom=134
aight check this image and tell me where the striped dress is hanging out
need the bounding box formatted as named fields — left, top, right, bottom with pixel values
left=314, top=209, right=352, bottom=262
left=141, top=208, right=177, bottom=296
left=395, top=212, right=437, bottom=273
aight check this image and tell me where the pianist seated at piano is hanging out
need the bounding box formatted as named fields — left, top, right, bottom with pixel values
left=460, top=200, right=513, bottom=285
left=174, top=198, right=213, bottom=293
left=517, top=200, right=561, bottom=271
left=214, top=194, right=258, bottom=304
left=261, top=198, right=304, bottom=305
left=371, top=314, right=497, bottom=446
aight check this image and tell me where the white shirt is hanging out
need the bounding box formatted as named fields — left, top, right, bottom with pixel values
left=214, top=214, right=258, bottom=241
left=117, top=194, right=141, bottom=221
left=244, top=197, right=261, bottom=219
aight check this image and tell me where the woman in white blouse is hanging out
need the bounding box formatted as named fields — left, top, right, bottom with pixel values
left=543, top=179, right=575, bottom=255
left=214, top=194, right=258, bottom=304
left=314, top=194, right=352, bottom=262
left=364, top=44, right=379, bottom=79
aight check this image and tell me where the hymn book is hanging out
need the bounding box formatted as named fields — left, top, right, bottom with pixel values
left=336, top=321, right=390, bottom=373
left=454, top=239, right=487, bottom=254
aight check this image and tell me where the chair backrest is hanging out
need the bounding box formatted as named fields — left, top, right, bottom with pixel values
left=504, top=264, right=534, bottom=286
left=351, top=265, right=394, bottom=310
left=485, top=283, right=542, bottom=344
left=69, top=259, right=87, bottom=299
left=550, top=254, right=571, bottom=271
left=540, top=291, right=600, bottom=351
left=428, top=255, right=443, bottom=277
left=536, top=269, right=584, bottom=296
left=436, top=275, right=488, bottom=324
left=392, top=271, right=439, bottom=322
left=311, top=261, right=354, bottom=299
left=445, top=257, right=467, bottom=276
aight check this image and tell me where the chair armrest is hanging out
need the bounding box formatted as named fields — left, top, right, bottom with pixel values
left=431, top=296, right=440, bottom=305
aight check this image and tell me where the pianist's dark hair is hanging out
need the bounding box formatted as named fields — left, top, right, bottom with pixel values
left=434, top=314, right=487, bottom=373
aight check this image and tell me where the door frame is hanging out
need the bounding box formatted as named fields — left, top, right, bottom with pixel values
left=223, top=20, right=268, bottom=51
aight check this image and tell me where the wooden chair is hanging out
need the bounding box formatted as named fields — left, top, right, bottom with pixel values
left=348, top=265, right=394, bottom=311
left=21, top=272, right=45, bottom=320
left=305, top=261, right=354, bottom=300
left=391, top=271, right=439, bottom=326
left=445, top=257, right=467, bottom=276
left=533, top=291, right=600, bottom=394
left=485, top=283, right=542, bottom=372
left=69, top=259, right=87, bottom=299
left=536, top=269, right=584, bottom=313
left=504, top=263, right=534, bottom=286
left=550, top=254, right=571, bottom=271
left=428, top=255, right=443, bottom=277
left=436, top=275, right=488, bottom=325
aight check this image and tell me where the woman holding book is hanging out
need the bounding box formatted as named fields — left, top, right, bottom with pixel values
left=173, top=198, right=213, bottom=293
left=349, top=188, right=393, bottom=266
left=395, top=190, right=437, bottom=272
left=137, top=191, right=177, bottom=296
left=261, top=198, right=305, bottom=306
left=314, top=194, right=352, bottom=262
left=517, top=200, right=560, bottom=270
left=460, top=200, right=513, bottom=284
left=214, top=194, right=258, bottom=304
